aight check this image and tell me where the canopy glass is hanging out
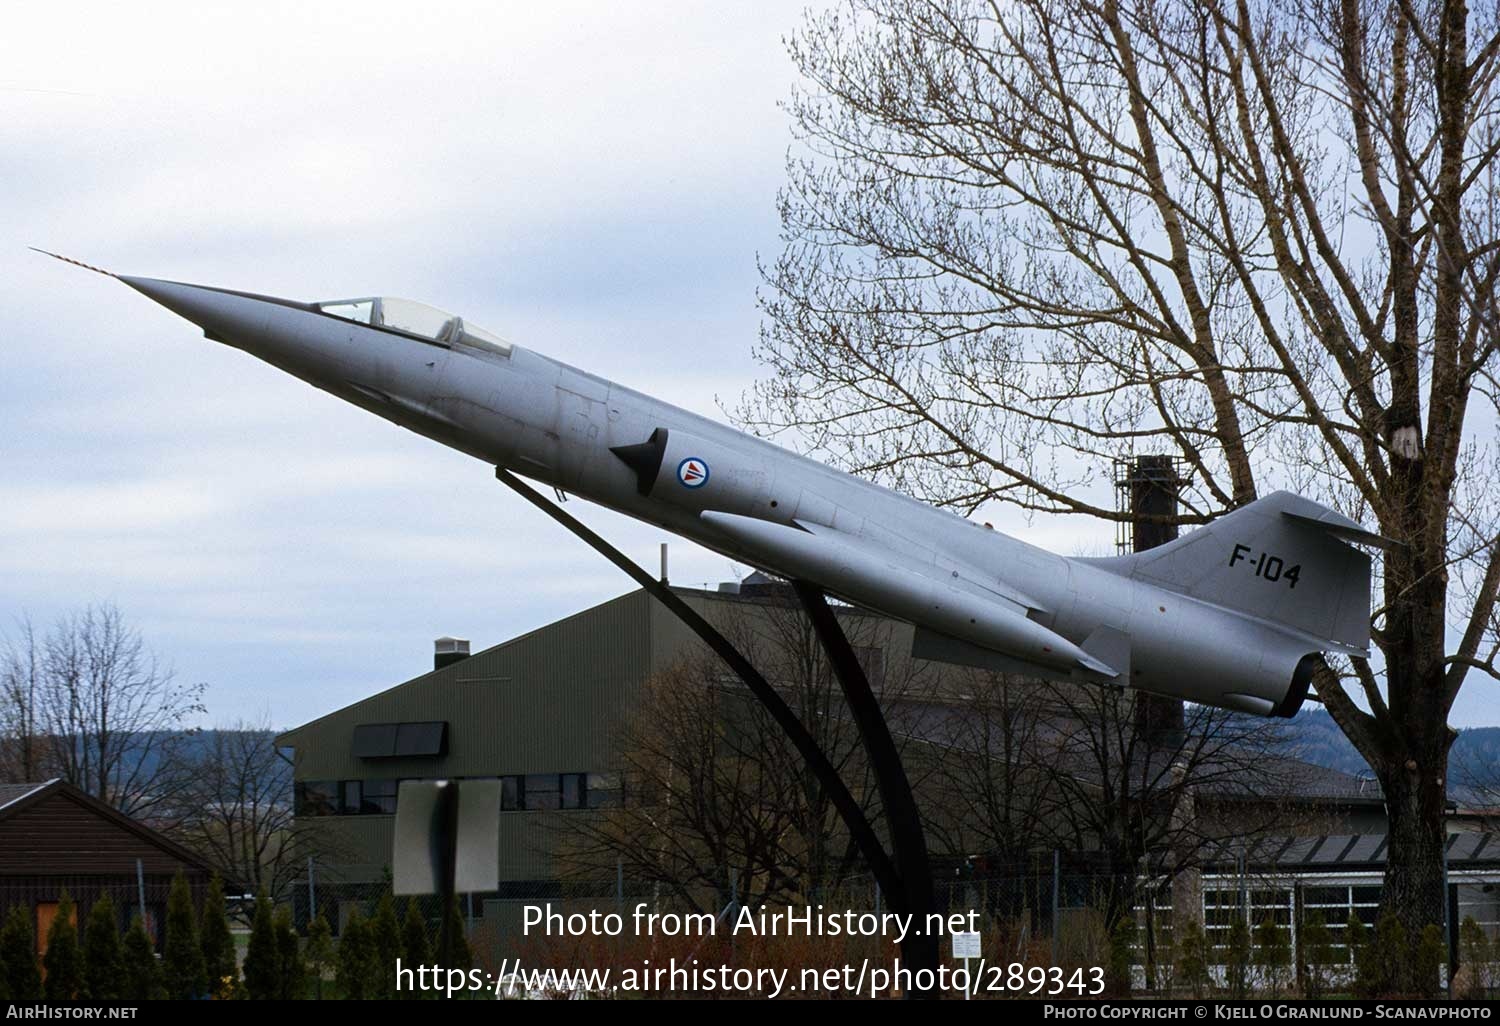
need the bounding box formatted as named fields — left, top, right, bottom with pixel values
left=316, top=296, right=511, bottom=355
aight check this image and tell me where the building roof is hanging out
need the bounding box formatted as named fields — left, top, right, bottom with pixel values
left=0, top=778, right=219, bottom=879
left=0, top=781, right=52, bottom=814
left=1203, top=831, right=1500, bottom=872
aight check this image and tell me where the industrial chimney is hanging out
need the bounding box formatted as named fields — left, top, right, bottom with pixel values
left=434, top=636, right=471, bottom=671
left=1119, top=455, right=1185, bottom=745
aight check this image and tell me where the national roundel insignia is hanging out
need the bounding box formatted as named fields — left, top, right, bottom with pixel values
left=677, top=457, right=710, bottom=489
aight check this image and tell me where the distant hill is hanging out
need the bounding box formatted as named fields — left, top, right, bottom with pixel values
left=12, top=728, right=281, bottom=787
left=1289, top=709, right=1500, bottom=795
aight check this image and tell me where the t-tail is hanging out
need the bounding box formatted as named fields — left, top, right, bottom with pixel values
left=1093, top=491, right=1384, bottom=658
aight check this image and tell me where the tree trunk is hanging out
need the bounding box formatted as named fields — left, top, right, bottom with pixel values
left=1374, top=714, right=1452, bottom=936
left=1374, top=472, right=1458, bottom=938
left=1374, top=740, right=1453, bottom=936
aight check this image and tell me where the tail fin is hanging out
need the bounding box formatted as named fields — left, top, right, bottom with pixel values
left=1094, top=491, right=1382, bottom=655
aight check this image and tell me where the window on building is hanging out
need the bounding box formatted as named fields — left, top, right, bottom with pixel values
left=524, top=774, right=561, bottom=811
left=1250, top=887, right=1293, bottom=928
left=1300, top=881, right=1381, bottom=964
left=361, top=779, right=398, bottom=814
left=560, top=773, right=585, bottom=810
left=295, top=780, right=339, bottom=817
left=586, top=772, right=623, bottom=809
left=340, top=780, right=362, bottom=816
left=1457, top=883, right=1500, bottom=942
left=498, top=772, right=616, bottom=811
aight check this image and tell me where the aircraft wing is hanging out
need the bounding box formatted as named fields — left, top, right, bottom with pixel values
left=699, top=510, right=1120, bottom=679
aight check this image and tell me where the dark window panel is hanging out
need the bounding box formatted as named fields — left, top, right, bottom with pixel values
left=340, top=780, right=363, bottom=815
left=501, top=775, right=524, bottom=811
left=362, top=778, right=398, bottom=814
left=1303, top=886, right=1349, bottom=906
left=524, top=774, right=561, bottom=811
left=352, top=721, right=448, bottom=758
left=586, top=772, right=623, bottom=809
left=561, top=773, right=584, bottom=810
left=394, top=721, right=448, bottom=757
left=351, top=723, right=398, bottom=758
left=295, top=780, right=338, bottom=817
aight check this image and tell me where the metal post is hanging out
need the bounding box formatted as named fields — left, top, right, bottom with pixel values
left=1052, top=850, right=1061, bottom=967
left=1238, top=852, right=1247, bottom=921
left=435, top=780, right=459, bottom=973
left=1443, top=836, right=1452, bottom=996
left=136, top=857, right=147, bottom=923
left=1144, top=888, right=1157, bottom=993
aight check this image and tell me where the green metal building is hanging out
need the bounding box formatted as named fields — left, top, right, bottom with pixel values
left=275, top=578, right=918, bottom=924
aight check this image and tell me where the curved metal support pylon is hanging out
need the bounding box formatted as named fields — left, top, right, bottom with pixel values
left=494, top=469, right=903, bottom=903
left=792, top=580, right=939, bottom=996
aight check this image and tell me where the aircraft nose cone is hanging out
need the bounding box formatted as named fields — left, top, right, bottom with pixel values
left=119, top=275, right=271, bottom=344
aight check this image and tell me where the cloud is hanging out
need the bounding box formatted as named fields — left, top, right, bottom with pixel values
left=5, top=1, right=1492, bottom=732
left=3, top=1, right=806, bottom=726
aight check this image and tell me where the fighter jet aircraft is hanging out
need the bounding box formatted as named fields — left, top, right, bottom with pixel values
left=46, top=254, right=1382, bottom=717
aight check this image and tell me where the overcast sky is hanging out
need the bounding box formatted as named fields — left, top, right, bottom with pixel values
left=4, top=2, right=1494, bottom=730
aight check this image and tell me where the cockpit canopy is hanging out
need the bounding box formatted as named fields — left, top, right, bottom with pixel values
left=315, top=296, right=511, bottom=356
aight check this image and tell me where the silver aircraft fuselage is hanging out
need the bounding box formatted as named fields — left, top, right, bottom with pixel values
left=98, top=270, right=1377, bottom=718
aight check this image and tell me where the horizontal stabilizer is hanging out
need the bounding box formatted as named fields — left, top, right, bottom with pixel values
left=1280, top=508, right=1395, bottom=550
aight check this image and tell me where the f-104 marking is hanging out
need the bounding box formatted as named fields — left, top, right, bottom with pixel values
left=1229, top=543, right=1301, bottom=589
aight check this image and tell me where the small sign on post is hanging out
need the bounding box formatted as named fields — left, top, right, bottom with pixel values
left=951, top=931, right=981, bottom=1000
left=393, top=779, right=502, bottom=975
left=392, top=779, right=501, bottom=896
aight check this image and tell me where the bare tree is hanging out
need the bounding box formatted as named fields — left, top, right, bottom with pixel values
left=918, top=672, right=1298, bottom=934
left=0, top=603, right=205, bottom=817
left=748, top=0, right=1500, bottom=932
left=558, top=659, right=805, bottom=913
left=169, top=721, right=320, bottom=899
left=558, top=592, right=934, bottom=910
left=1033, top=684, right=1298, bottom=919
left=0, top=617, right=46, bottom=782
left=918, top=670, right=1054, bottom=863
